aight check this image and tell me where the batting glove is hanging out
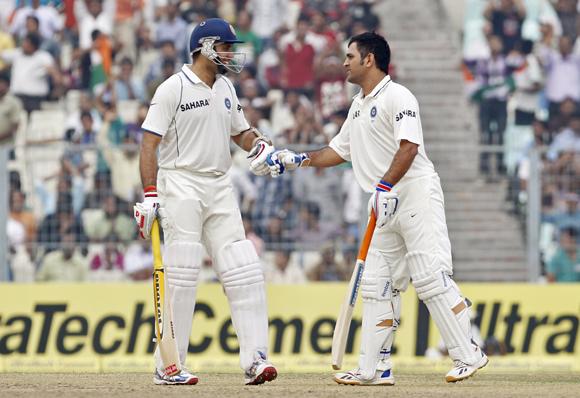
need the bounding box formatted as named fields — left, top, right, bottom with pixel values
left=134, top=186, right=160, bottom=240
left=367, top=180, right=399, bottom=228
left=266, top=149, right=310, bottom=178
left=248, top=138, right=275, bottom=176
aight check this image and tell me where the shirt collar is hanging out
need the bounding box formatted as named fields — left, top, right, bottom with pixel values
left=368, top=74, right=392, bottom=98
left=180, top=64, right=203, bottom=85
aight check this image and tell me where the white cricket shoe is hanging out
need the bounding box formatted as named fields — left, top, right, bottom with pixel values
left=153, top=368, right=199, bottom=385
left=445, top=348, right=489, bottom=383
left=244, top=359, right=278, bottom=385
left=334, top=368, right=395, bottom=386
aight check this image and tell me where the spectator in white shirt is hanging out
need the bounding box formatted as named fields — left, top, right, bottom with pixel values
left=265, top=251, right=306, bottom=284
left=10, top=0, right=63, bottom=41
left=79, top=0, right=113, bottom=50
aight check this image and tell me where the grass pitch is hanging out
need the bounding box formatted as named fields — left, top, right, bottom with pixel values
left=1, top=371, right=579, bottom=397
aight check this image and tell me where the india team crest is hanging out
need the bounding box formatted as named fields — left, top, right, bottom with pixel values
left=370, top=106, right=377, bottom=118
left=224, top=98, right=232, bottom=110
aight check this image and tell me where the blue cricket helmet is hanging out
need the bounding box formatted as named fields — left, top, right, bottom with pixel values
left=189, top=18, right=244, bottom=53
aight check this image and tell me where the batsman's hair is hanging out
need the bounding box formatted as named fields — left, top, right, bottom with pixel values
left=348, top=32, right=390, bottom=73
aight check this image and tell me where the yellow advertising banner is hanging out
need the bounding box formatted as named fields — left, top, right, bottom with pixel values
left=0, top=283, right=579, bottom=373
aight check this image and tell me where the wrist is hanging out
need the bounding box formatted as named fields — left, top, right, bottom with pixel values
left=144, top=185, right=157, bottom=199
left=298, top=152, right=311, bottom=167
left=376, top=180, right=393, bottom=192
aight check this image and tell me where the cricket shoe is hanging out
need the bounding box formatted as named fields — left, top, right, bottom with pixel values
left=244, top=359, right=278, bottom=385
left=334, top=368, right=395, bottom=386
left=153, top=368, right=199, bottom=385
left=445, top=347, right=489, bottom=383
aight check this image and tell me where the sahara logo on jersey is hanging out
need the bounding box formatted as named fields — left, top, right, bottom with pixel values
left=395, top=109, right=416, bottom=121
left=224, top=98, right=231, bottom=110
left=180, top=99, right=210, bottom=112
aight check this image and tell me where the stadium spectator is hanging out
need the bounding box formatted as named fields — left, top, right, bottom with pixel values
left=97, top=107, right=142, bottom=203
left=473, top=35, right=516, bottom=176
left=78, top=0, right=113, bottom=51
left=555, top=0, right=579, bottom=41
left=36, top=230, right=89, bottom=282
left=537, top=27, right=580, bottom=117
left=0, top=73, right=22, bottom=147
left=9, top=189, right=37, bottom=243
left=546, top=226, right=580, bottom=282
left=485, top=0, right=526, bottom=54
left=37, top=191, right=87, bottom=253
left=243, top=217, right=265, bottom=257
left=264, top=250, right=306, bottom=283
left=105, top=57, right=147, bottom=102
left=245, top=0, right=289, bottom=48
left=123, top=239, right=153, bottom=281
left=9, top=0, right=63, bottom=42
left=156, top=2, right=188, bottom=60
left=1, top=32, right=61, bottom=114
left=234, top=10, right=262, bottom=68
left=88, top=234, right=126, bottom=281
left=280, top=16, right=316, bottom=95
left=82, top=194, right=135, bottom=242
left=307, top=242, right=344, bottom=281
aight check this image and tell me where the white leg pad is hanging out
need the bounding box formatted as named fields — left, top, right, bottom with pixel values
left=406, top=251, right=478, bottom=365
left=216, top=240, right=268, bottom=371
left=358, top=250, right=396, bottom=380
left=155, top=241, right=202, bottom=372
left=377, top=289, right=401, bottom=372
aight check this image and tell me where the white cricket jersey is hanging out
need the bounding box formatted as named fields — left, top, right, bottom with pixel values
left=329, top=75, right=435, bottom=192
left=142, top=65, right=250, bottom=175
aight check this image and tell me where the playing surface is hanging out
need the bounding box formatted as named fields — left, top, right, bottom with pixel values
left=2, top=372, right=580, bottom=397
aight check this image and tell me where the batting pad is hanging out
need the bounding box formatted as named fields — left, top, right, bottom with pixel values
left=406, top=251, right=479, bottom=365
left=216, top=240, right=268, bottom=371
left=155, top=241, right=202, bottom=371
left=358, top=251, right=397, bottom=380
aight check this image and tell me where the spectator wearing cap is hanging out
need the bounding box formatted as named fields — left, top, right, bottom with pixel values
left=546, top=227, right=580, bottom=282
left=0, top=73, right=22, bottom=147
left=0, top=32, right=61, bottom=114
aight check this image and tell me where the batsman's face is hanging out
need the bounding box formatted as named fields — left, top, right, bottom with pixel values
left=344, top=42, right=366, bottom=84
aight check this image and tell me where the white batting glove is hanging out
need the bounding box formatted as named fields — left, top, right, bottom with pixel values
left=266, top=149, right=310, bottom=178
left=367, top=180, right=399, bottom=228
left=134, top=187, right=160, bottom=240
left=248, top=138, right=275, bottom=176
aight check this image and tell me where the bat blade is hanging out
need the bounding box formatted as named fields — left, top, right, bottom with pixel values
left=151, top=219, right=181, bottom=376
left=331, top=212, right=376, bottom=370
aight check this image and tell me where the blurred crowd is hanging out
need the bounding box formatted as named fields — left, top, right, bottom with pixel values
left=462, top=0, right=580, bottom=282
left=1, top=0, right=384, bottom=283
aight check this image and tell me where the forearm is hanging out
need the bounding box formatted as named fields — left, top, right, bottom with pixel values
left=232, top=128, right=268, bottom=152
left=305, top=146, right=345, bottom=168
left=381, top=141, right=418, bottom=185
left=139, top=134, right=161, bottom=188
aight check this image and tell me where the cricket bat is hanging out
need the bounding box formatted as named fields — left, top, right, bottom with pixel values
left=151, top=218, right=181, bottom=376
left=331, top=211, right=376, bottom=370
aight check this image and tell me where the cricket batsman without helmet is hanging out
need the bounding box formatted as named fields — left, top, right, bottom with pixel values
left=262, top=32, right=489, bottom=385
left=134, top=18, right=277, bottom=386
